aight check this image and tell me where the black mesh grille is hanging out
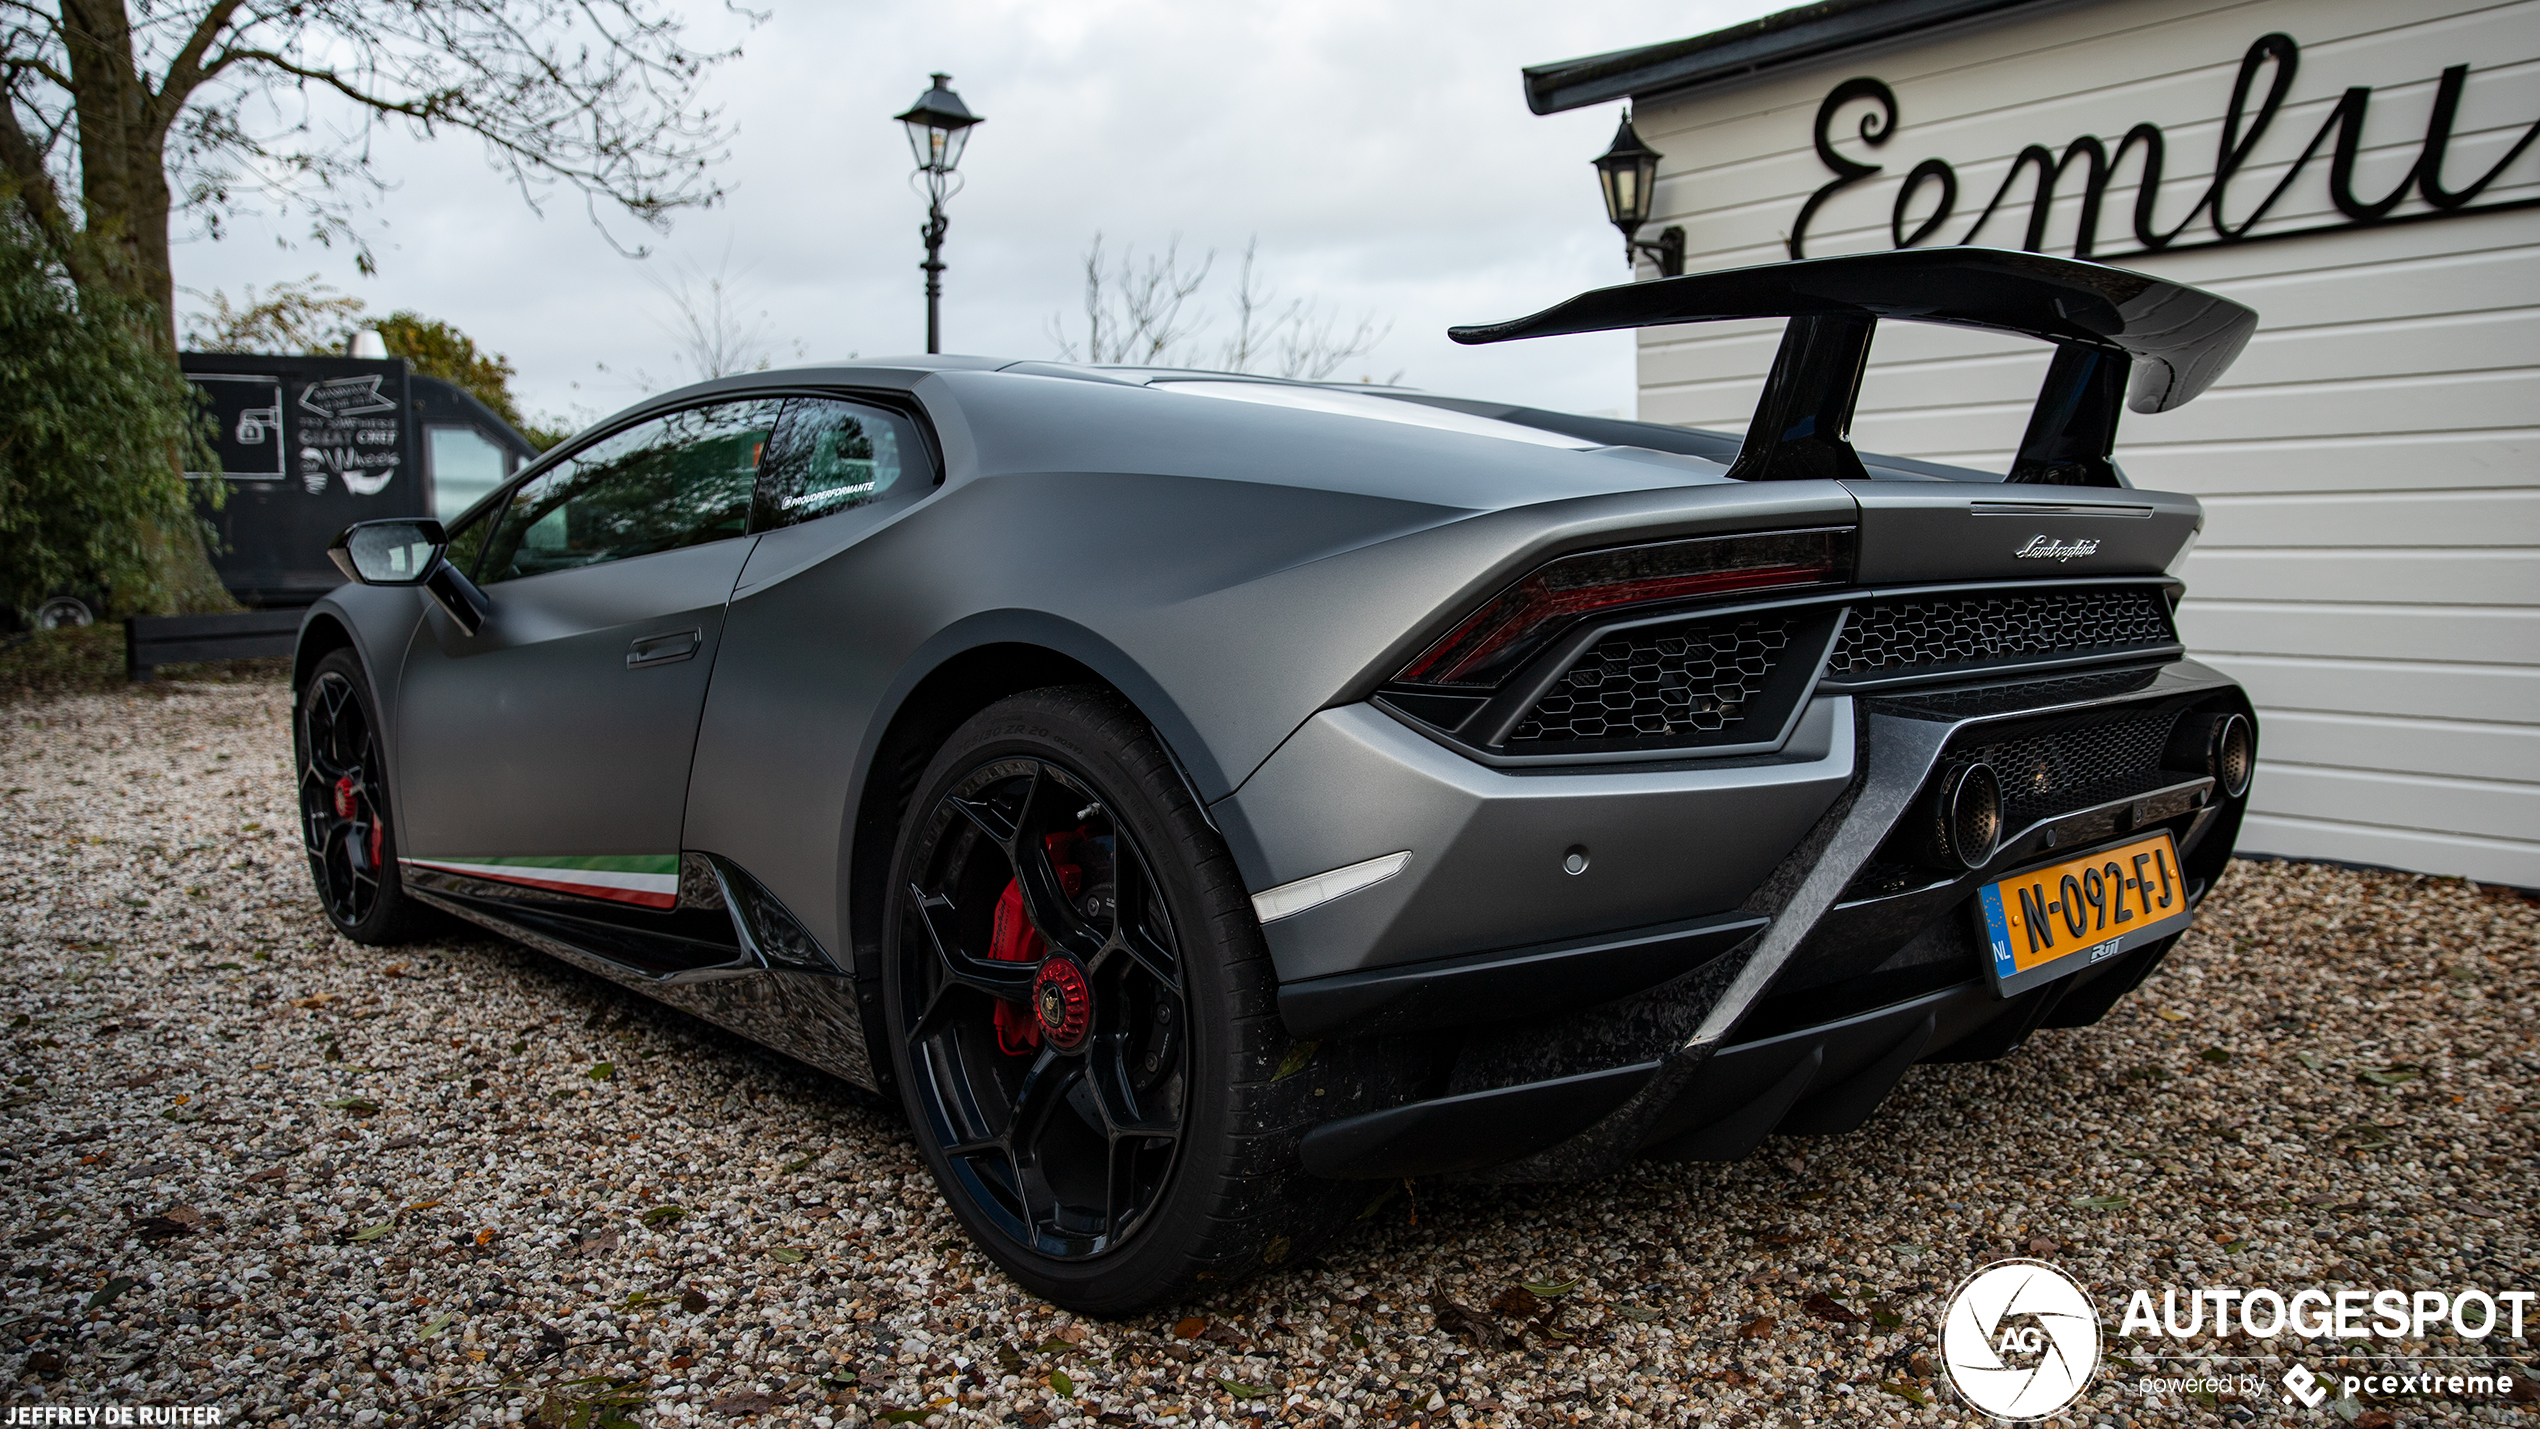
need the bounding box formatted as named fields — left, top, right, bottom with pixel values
left=1958, top=707, right=2182, bottom=833
left=1830, top=588, right=2174, bottom=678
left=1509, top=616, right=1793, bottom=747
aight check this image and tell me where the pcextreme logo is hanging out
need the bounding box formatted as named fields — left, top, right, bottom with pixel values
left=1942, top=1260, right=2101, bottom=1419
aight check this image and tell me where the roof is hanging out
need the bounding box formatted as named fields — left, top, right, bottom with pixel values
left=1521, top=0, right=2062, bottom=114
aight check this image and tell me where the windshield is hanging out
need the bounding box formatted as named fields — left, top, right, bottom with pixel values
left=1152, top=380, right=1600, bottom=450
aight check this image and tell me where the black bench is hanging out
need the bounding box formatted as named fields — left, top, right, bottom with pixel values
left=125, top=610, right=304, bottom=683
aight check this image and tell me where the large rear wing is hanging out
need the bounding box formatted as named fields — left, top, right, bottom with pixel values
left=1448, top=247, right=2255, bottom=487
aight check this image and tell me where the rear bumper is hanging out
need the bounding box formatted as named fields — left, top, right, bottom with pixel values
left=1286, top=657, right=2252, bottom=1181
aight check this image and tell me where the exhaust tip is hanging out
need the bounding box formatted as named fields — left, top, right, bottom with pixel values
left=1938, top=761, right=2004, bottom=871
left=2215, top=712, right=2254, bottom=798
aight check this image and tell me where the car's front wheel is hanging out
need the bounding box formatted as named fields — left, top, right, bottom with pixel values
left=297, top=649, right=439, bottom=945
left=882, top=687, right=1346, bottom=1313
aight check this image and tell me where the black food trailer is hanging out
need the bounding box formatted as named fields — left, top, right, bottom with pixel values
left=181, top=352, right=538, bottom=607
left=92, top=354, right=540, bottom=679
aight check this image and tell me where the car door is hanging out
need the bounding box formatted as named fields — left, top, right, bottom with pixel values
left=393, top=397, right=783, bottom=902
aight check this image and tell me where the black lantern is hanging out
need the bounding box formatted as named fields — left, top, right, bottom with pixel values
left=1592, top=112, right=1683, bottom=278
left=896, top=73, right=984, bottom=353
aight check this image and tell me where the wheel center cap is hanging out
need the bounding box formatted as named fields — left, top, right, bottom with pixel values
left=1032, top=959, right=1092, bottom=1050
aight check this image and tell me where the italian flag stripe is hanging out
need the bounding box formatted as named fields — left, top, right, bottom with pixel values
left=402, top=856, right=680, bottom=910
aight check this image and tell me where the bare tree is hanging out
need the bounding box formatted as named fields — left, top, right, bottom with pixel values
left=1050, top=233, right=1390, bottom=379
left=1218, top=239, right=1391, bottom=380
left=644, top=250, right=798, bottom=383
left=1, top=1, right=754, bottom=351
left=1046, top=233, right=1213, bottom=365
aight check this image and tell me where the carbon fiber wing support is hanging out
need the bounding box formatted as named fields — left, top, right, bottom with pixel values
left=1448, top=247, right=2256, bottom=487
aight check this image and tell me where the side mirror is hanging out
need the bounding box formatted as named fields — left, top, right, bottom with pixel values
left=329, top=518, right=445, bottom=586
left=327, top=518, right=488, bottom=635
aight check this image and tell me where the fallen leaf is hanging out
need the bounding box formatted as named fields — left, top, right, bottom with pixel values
left=2296, top=1051, right=2324, bottom=1069
left=421, top=1312, right=454, bottom=1339
left=641, top=1205, right=685, bottom=1226
left=2199, top=1047, right=2232, bottom=1064
left=1432, top=1297, right=1515, bottom=1350
left=874, top=1410, right=938, bottom=1426
left=89, top=1276, right=138, bottom=1311
left=1053, top=1324, right=1086, bottom=1344
left=2029, top=1236, right=2061, bottom=1257
left=707, top=1390, right=777, bottom=1415
left=324, top=1097, right=380, bottom=1115
left=586, top=1062, right=616, bottom=1081
left=1737, top=1315, right=1776, bottom=1340
left=679, top=1290, right=709, bottom=1314
left=1272, top=1041, right=1318, bottom=1081
left=2357, top=1064, right=2422, bottom=1087
left=1048, top=1368, right=1074, bottom=1396
left=2155, top=1008, right=2188, bottom=1022
left=1869, top=1301, right=1903, bottom=1330
left=134, top=1215, right=193, bottom=1242
left=382, top=1135, right=424, bottom=1151
left=381, top=963, right=409, bottom=978
left=1616, top=1305, right=1663, bottom=1323
left=1218, top=1378, right=1270, bottom=1400
left=475, top=1228, right=496, bottom=1246
left=1802, top=1293, right=1861, bottom=1325
left=1520, top=1278, right=1580, bottom=1298
left=1172, top=1316, right=1206, bottom=1339
left=2068, top=1194, right=2128, bottom=1211
left=1881, top=1380, right=1931, bottom=1407
left=768, top=1248, right=807, bottom=1264
left=289, top=994, right=340, bottom=1009
left=242, top=1166, right=286, bottom=1184
left=1491, top=1287, right=1547, bottom=1318
left=2353, top=1413, right=2393, bottom=1429
left=351, top=1225, right=393, bottom=1242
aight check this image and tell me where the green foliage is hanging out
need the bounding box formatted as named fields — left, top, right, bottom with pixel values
left=0, top=219, right=216, bottom=618
left=184, top=284, right=565, bottom=450
left=374, top=310, right=536, bottom=435
left=183, top=276, right=367, bottom=356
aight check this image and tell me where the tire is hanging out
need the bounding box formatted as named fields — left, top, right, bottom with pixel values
left=296, top=649, right=440, bottom=945
left=881, top=687, right=1352, bottom=1314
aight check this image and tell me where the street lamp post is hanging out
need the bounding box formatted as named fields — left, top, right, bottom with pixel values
left=896, top=73, right=984, bottom=354
left=1592, top=111, right=1684, bottom=278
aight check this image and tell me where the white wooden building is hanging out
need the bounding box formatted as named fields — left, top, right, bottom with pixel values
left=1523, top=0, right=2540, bottom=886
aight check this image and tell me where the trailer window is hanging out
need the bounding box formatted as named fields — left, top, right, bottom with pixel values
left=427, top=425, right=512, bottom=520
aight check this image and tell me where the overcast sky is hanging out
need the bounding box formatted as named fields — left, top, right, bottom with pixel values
left=171, top=0, right=1784, bottom=432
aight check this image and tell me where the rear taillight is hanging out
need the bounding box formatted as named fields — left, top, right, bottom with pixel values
left=1395, top=527, right=1852, bottom=688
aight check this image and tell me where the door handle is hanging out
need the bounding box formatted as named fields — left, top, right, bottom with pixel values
left=627, top=628, right=703, bottom=669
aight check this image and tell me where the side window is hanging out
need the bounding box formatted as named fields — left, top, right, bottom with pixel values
left=754, top=398, right=922, bottom=529
left=478, top=399, right=783, bottom=583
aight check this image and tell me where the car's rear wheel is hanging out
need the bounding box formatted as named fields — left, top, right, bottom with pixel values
left=883, top=687, right=1347, bottom=1313
left=297, top=649, right=438, bottom=945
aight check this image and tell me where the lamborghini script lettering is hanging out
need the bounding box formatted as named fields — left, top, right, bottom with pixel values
left=2016, top=535, right=2102, bottom=561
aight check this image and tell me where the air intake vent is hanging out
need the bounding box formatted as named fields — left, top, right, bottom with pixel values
left=1508, top=616, right=1795, bottom=749
left=1956, top=707, right=2182, bottom=834
left=1829, top=587, right=2175, bottom=680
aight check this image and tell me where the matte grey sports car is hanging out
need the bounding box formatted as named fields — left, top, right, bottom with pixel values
left=300, top=247, right=2259, bottom=1312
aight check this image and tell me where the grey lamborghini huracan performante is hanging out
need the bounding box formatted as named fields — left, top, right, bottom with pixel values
left=299, top=248, right=2260, bottom=1312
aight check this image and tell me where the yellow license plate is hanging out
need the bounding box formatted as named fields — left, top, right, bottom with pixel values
left=1974, top=831, right=2191, bottom=996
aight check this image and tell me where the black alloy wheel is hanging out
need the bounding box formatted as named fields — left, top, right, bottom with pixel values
left=883, top=687, right=1354, bottom=1313
left=895, top=755, right=1188, bottom=1258
left=296, top=649, right=435, bottom=944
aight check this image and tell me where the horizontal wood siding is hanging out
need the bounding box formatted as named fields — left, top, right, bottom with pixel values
left=1632, top=0, right=2540, bottom=884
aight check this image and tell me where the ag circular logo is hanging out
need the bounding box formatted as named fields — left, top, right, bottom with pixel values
left=1941, top=1259, right=2101, bottom=1419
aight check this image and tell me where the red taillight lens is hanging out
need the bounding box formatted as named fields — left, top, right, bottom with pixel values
left=1396, top=527, right=1851, bottom=688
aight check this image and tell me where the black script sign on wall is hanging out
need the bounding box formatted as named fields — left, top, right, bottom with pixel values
left=1790, top=33, right=2540, bottom=261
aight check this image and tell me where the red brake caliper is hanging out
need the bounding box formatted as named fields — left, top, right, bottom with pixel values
left=986, top=830, right=1085, bottom=1055
left=333, top=776, right=382, bottom=869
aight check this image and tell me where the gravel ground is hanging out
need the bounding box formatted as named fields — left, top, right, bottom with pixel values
left=3, top=682, right=2535, bottom=1429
